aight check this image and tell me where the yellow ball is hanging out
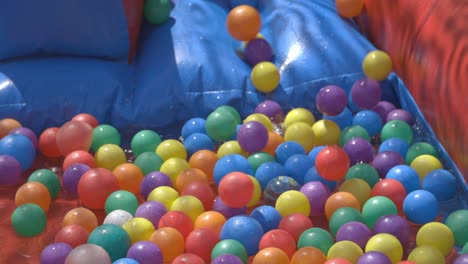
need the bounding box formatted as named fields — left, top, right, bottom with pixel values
left=148, top=186, right=180, bottom=210
left=408, top=245, right=446, bottom=264
left=362, top=50, right=393, bottom=81
left=251, top=62, right=280, bottom=93
left=170, top=195, right=205, bottom=222
left=122, top=217, right=155, bottom=244
left=410, top=154, right=443, bottom=181
left=284, top=122, right=316, bottom=152
left=217, top=140, right=248, bottom=158
left=155, top=139, right=187, bottom=161
left=275, top=190, right=310, bottom=217
left=247, top=175, right=262, bottom=207
left=284, top=108, right=316, bottom=128
left=327, top=240, right=363, bottom=263
left=244, top=113, right=273, bottom=131
left=365, top=233, right=403, bottom=263
left=311, top=119, right=341, bottom=146
left=160, top=157, right=191, bottom=184
left=94, top=144, right=127, bottom=171
left=338, top=178, right=371, bottom=206
left=416, top=222, right=455, bottom=256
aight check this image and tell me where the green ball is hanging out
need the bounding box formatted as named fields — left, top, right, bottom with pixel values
left=28, top=169, right=60, bottom=199
left=298, top=227, right=334, bottom=255
left=362, top=196, right=398, bottom=228
left=134, top=152, right=163, bottom=175
left=405, top=142, right=439, bottom=164
left=144, top=0, right=171, bottom=25
left=215, top=105, right=242, bottom=125
left=131, top=130, right=162, bottom=157
left=92, top=124, right=121, bottom=152
left=339, top=125, right=370, bottom=146
left=105, top=190, right=139, bottom=216
left=329, top=207, right=364, bottom=237
left=211, top=239, right=248, bottom=264
left=11, top=203, right=47, bottom=237
left=462, top=242, right=468, bottom=254
left=445, top=209, right=468, bottom=246
left=87, top=224, right=131, bottom=261
left=345, top=163, right=380, bottom=188
left=381, top=120, right=414, bottom=145
left=248, top=152, right=275, bottom=172
left=205, top=111, right=237, bottom=142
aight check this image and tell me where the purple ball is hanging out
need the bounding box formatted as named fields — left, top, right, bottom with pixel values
left=357, top=251, right=392, bottom=264
left=212, top=254, right=244, bottom=264
left=343, top=137, right=374, bottom=165
left=316, top=85, right=348, bottom=116
left=454, top=254, right=468, bottom=264
left=372, top=101, right=396, bottom=122
left=10, top=127, right=38, bottom=148
left=371, top=151, right=405, bottom=178
left=300, top=181, right=331, bottom=216
left=63, top=163, right=91, bottom=195
left=236, top=121, right=268, bottom=153
left=255, top=100, right=284, bottom=123
left=135, top=201, right=167, bottom=228
left=373, top=215, right=411, bottom=246
left=213, top=196, right=247, bottom=219
left=336, top=221, right=373, bottom=249
left=126, top=241, right=163, bottom=264
left=0, top=155, right=21, bottom=186
left=244, top=38, right=273, bottom=66
left=40, top=242, right=73, bottom=264
left=140, top=171, right=173, bottom=200
left=386, top=109, right=415, bottom=126
left=350, top=78, right=382, bottom=109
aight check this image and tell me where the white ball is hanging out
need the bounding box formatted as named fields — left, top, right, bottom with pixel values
left=103, top=210, right=133, bottom=226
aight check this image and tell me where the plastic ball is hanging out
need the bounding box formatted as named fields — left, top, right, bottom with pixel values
left=78, top=168, right=120, bottom=209
left=362, top=196, right=398, bottom=228
left=372, top=101, right=396, bottom=121
left=324, top=192, right=361, bottom=220
left=133, top=152, right=163, bottom=175
left=213, top=154, right=253, bottom=185
left=445, top=210, right=468, bottom=247
left=56, top=120, right=93, bottom=156
left=324, top=258, right=352, bottom=264
left=249, top=205, right=282, bottom=232
left=248, top=152, right=275, bottom=173
left=407, top=245, right=445, bottom=264
left=336, top=0, right=364, bottom=18
left=416, top=222, right=454, bottom=256
left=350, top=78, right=382, bottom=109
left=381, top=120, right=414, bottom=144
left=63, top=207, right=98, bottom=233
left=258, top=229, right=296, bottom=258
left=255, top=100, right=284, bottom=123
left=189, top=149, right=218, bottom=181
left=323, top=107, right=353, bottom=130
left=111, top=163, right=143, bottom=194
left=55, top=224, right=89, bottom=248
left=327, top=240, right=363, bottom=263
left=171, top=195, right=205, bottom=221
left=150, top=227, right=185, bottom=263
left=218, top=171, right=254, bottom=208
left=343, top=137, right=374, bottom=165
left=87, top=224, right=131, bottom=261
left=410, top=154, right=443, bottom=181
left=104, top=210, right=134, bottom=226
left=362, top=50, right=392, bottom=81
left=95, top=144, right=127, bottom=171
left=352, top=110, right=383, bottom=137
left=126, top=240, right=163, bottom=264
left=339, top=178, right=372, bottom=207
left=130, top=130, right=162, bottom=157
left=339, top=125, right=370, bottom=146
left=405, top=142, right=438, bottom=164
left=194, top=211, right=227, bottom=235
left=336, top=221, right=372, bottom=250
left=316, top=85, right=348, bottom=116
left=262, top=131, right=284, bottom=156
left=403, top=190, right=439, bottom=224
left=185, top=228, right=220, bottom=263
left=134, top=201, right=167, bottom=228
left=122, top=217, right=155, bottom=244
left=0, top=118, right=21, bottom=138
left=213, top=196, right=247, bottom=219
left=284, top=121, right=317, bottom=152
left=144, top=0, right=171, bottom=25
left=156, top=139, right=187, bottom=161
left=330, top=207, right=365, bottom=237
left=182, top=181, right=216, bottom=210
left=275, top=141, right=306, bottom=164
left=0, top=155, right=21, bottom=186
left=372, top=179, right=406, bottom=212
left=28, top=168, right=60, bottom=199
left=300, top=181, right=331, bottom=216
left=139, top=171, right=172, bottom=200
left=65, top=244, right=112, bottom=264
left=386, top=109, right=414, bottom=126
left=454, top=254, right=468, bottom=264
left=226, top=4, right=261, bottom=41
left=284, top=107, right=315, bottom=128
left=216, top=105, right=242, bottom=125
left=10, top=127, right=38, bottom=148
left=11, top=203, right=47, bottom=237
left=40, top=242, right=73, bottom=264
left=72, top=113, right=99, bottom=128
left=211, top=239, right=248, bottom=263
left=264, top=176, right=301, bottom=206
left=378, top=138, right=410, bottom=159
left=385, top=165, right=420, bottom=193
left=315, top=145, right=350, bottom=181
left=181, top=117, right=207, bottom=138
left=284, top=154, right=313, bottom=185
left=91, top=124, right=121, bottom=152
left=0, top=134, right=35, bottom=171
left=15, top=181, right=51, bottom=212
left=220, top=215, right=264, bottom=255
left=172, top=253, right=205, bottom=264
left=237, top=121, right=269, bottom=153
left=303, top=168, right=338, bottom=192
left=244, top=38, right=273, bottom=66
left=250, top=62, right=280, bottom=93
left=113, top=258, right=140, bottom=264
left=63, top=150, right=95, bottom=171
left=105, top=190, right=139, bottom=216
left=175, top=168, right=208, bottom=192
left=357, top=251, right=392, bottom=264
left=312, top=120, right=340, bottom=146
left=217, top=140, right=247, bottom=158
left=372, top=151, right=405, bottom=178
left=346, top=163, right=380, bottom=188
left=290, top=247, right=327, bottom=264
left=158, top=211, right=193, bottom=238
left=159, top=157, right=190, bottom=184
left=365, top=233, right=403, bottom=263
left=298, top=228, right=334, bottom=255
left=183, top=132, right=215, bottom=157
left=38, top=127, right=61, bottom=157
left=206, top=110, right=238, bottom=142
left=252, top=247, right=290, bottom=264
left=254, top=161, right=284, bottom=190
left=147, top=186, right=179, bottom=210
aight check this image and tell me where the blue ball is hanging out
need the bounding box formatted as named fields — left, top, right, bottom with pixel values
left=249, top=205, right=282, bottom=232
left=323, top=107, right=353, bottom=130
left=220, top=215, right=264, bottom=256
left=181, top=118, right=206, bottom=139
left=348, top=93, right=360, bottom=113
left=385, top=165, right=420, bottom=194
left=422, top=169, right=458, bottom=201
left=254, top=161, right=285, bottom=190
left=113, top=258, right=140, bottom=264
left=0, top=134, right=36, bottom=171
left=284, top=154, right=313, bottom=185
left=213, top=154, right=254, bottom=185
left=303, top=167, right=337, bottom=192
left=183, top=133, right=215, bottom=157
left=352, top=110, right=383, bottom=137
left=403, top=190, right=439, bottom=224
left=308, top=146, right=326, bottom=165
left=275, top=141, right=306, bottom=165
left=379, top=138, right=410, bottom=159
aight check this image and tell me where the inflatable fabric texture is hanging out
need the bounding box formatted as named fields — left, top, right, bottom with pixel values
left=0, top=0, right=143, bottom=61
left=358, top=0, right=467, bottom=179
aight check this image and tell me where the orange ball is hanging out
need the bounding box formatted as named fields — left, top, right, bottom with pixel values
left=54, top=224, right=89, bottom=248
left=0, top=118, right=21, bottom=139
left=291, top=247, right=327, bottom=264
left=150, top=227, right=185, bottom=263
left=62, top=207, right=98, bottom=233
left=336, top=0, right=365, bottom=18
left=71, top=113, right=99, bottom=128
left=259, top=229, right=296, bottom=259
left=15, top=182, right=51, bottom=212
left=56, top=120, right=93, bottom=156
left=324, top=191, right=361, bottom=220
left=315, top=145, right=350, bottom=181
left=77, top=168, right=120, bottom=209
left=189, top=149, right=218, bottom=183
left=194, top=211, right=226, bottom=235
left=262, top=131, right=284, bottom=156
left=172, top=253, right=205, bottom=264
left=176, top=168, right=209, bottom=193
left=112, top=163, right=144, bottom=195
left=226, top=5, right=262, bottom=41
left=252, top=247, right=290, bottom=264
left=38, top=127, right=62, bottom=157
left=63, top=150, right=96, bottom=171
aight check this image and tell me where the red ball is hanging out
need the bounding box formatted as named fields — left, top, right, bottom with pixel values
left=38, top=127, right=61, bottom=157
left=259, top=229, right=297, bottom=259
left=72, top=113, right=99, bottom=128
left=218, top=171, right=254, bottom=208
left=371, top=178, right=407, bottom=212
left=63, top=150, right=96, bottom=171
left=185, top=228, right=220, bottom=263
left=278, top=213, right=314, bottom=242
left=56, top=120, right=93, bottom=156
left=158, top=211, right=193, bottom=239
left=182, top=181, right=216, bottom=211
left=315, top=145, right=350, bottom=181
left=77, top=168, right=120, bottom=209
left=172, top=253, right=205, bottom=264
left=54, top=224, right=89, bottom=248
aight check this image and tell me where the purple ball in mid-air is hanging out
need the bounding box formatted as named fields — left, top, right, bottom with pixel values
left=62, top=163, right=91, bottom=195
left=255, top=100, right=284, bottom=123
left=343, top=137, right=374, bottom=165
left=357, top=251, right=392, bottom=264
left=126, top=241, right=163, bottom=264
left=300, top=181, right=331, bottom=216
left=386, top=109, right=415, bottom=126
left=373, top=214, right=411, bottom=246
left=10, top=127, right=38, bottom=148
left=350, top=78, right=382, bottom=109
left=316, top=85, right=348, bottom=116
left=0, top=155, right=22, bottom=186
left=336, top=221, right=373, bottom=249
left=135, top=201, right=167, bottom=228
left=372, top=151, right=405, bottom=178
left=140, top=171, right=173, bottom=200
left=237, top=121, right=268, bottom=153
left=40, top=242, right=73, bottom=264
left=372, top=101, right=396, bottom=122
left=244, top=38, right=273, bottom=66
